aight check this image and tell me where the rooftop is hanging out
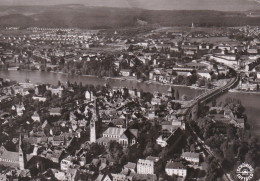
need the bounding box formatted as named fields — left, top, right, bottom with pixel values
left=103, top=127, right=126, bottom=136
left=166, top=161, right=185, bottom=169
left=181, top=152, right=199, bottom=159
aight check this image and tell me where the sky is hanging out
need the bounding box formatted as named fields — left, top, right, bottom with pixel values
left=0, top=0, right=260, bottom=11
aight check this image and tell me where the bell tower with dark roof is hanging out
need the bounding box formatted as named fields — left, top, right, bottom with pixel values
left=90, top=100, right=97, bottom=143
left=18, top=134, right=26, bottom=170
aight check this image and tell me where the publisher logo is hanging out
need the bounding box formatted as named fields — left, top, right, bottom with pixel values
left=236, top=163, right=254, bottom=181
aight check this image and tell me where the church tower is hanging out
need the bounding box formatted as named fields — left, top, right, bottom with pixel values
left=90, top=100, right=97, bottom=143
left=18, top=134, right=26, bottom=170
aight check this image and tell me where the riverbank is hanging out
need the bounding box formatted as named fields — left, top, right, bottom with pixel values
left=229, top=89, right=260, bottom=94
left=145, top=80, right=209, bottom=90
left=30, top=69, right=209, bottom=91
left=0, top=70, right=206, bottom=101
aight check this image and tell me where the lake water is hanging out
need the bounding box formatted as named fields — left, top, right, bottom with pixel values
left=0, top=70, right=205, bottom=100
left=218, top=92, right=260, bottom=139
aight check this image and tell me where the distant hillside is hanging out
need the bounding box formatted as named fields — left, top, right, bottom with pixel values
left=0, top=5, right=260, bottom=29
left=0, top=0, right=260, bottom=11
left=0, top=14, right=34, bottom=27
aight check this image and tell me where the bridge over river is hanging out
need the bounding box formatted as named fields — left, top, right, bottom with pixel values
left=184, top=71, right=239, bottom=181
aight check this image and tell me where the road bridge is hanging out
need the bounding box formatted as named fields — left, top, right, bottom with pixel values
left=184, top=70, right=239, bottom=181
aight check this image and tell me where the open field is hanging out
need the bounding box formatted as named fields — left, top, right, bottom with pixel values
left=187, top=37, right=234, bottom=44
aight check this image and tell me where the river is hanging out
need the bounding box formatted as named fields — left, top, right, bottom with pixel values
left=0, top=70, right=205, bottom=100
left=1, top=70, right=259, bottom=139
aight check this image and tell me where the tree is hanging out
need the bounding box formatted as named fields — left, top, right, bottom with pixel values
left=182, top=95, right=187, bottom=101
left=46, top=67, right=51, bottom=72
left=226, top=125, right=236, bottom=140
left=127, top=45, right=134, bottom=52
left=197, top=78, right=206, bottom=87
left=10, top=87, right=15, bottom=95
left=107, top=141, right=124, bottom=163
left=245, top=150, right=258, bottom=167
left=173, top=102, right=181, bottom=110
left=206, top=81, right=212, bottom=89
left=187, top=136, right=193, bottom=146
left=184, top=76, right=192, bottom=86
left=174, top=90, right=179, bottom=100
left=211, top=99, right=216, bottom=107
left=89, top=143, right=105, bottom=158
left=143, top=142, right=155, bottom=157
left=206, top=158, right=222, bottom=181
left=252, top=167, right=260, bottom=180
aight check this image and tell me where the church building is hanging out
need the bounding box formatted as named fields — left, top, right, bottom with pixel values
left=0, top=135, right=29, bottom=170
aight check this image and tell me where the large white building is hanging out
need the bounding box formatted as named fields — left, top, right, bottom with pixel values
left=210, top=55, right=238, bottom=67
left=15, top=104, right=25, bottom=116
left=97, top=127, right=138, bottom=147
left=181, top=152, right=200, bottom=165
left=31, top=111, right=40, bottom=122
left=46, top=85, right=63, bottom=97
left=197, top=70, right=212, bottom=80
left=137, top=156, right=159, bottom=175
left=60, top=156, right=73, bottom=171
left=85, top=91, right=94, bottom=101
left=165, top=161, right=187, bottom=178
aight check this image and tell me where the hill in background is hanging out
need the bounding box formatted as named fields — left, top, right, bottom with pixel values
left=0, top=0, right=260, bottom=11
left=0, top=5, right=260, bottom=29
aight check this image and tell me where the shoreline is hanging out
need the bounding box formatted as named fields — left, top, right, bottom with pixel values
left=229, top=89, right=260, bottom=94
left=18, top=69, right=209, bottom=91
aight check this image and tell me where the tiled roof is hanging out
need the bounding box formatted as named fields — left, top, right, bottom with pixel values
left=166, top=161, right=185, bottom=169
left=146, top=156, right=159, bottom=162
left=103, top=127, right=126, bottom=136
left=120, top=168, right=130, bottom=175
left=181, top=152, right=199, bottom=159
left=112, top=118, right=125, bottom=126
left=50, top=108, right=61, bottom=114
left=0, top=150, right=19, bottom=162
left=128, top=129, right=138, bottom=138
left=120, top=133, right=128, bottom=139
left=53, top=136, right=64, bottom=141
left=124, top=162, right=136, bottom=170
left=95, top=174, right=104, bottom=181
left=32, top=112, right=39, bottom=117
left=51, top=150, right=63, bottom=159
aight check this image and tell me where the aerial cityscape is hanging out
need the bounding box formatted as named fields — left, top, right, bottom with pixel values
left=0, top=1, right=259, bottom=181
